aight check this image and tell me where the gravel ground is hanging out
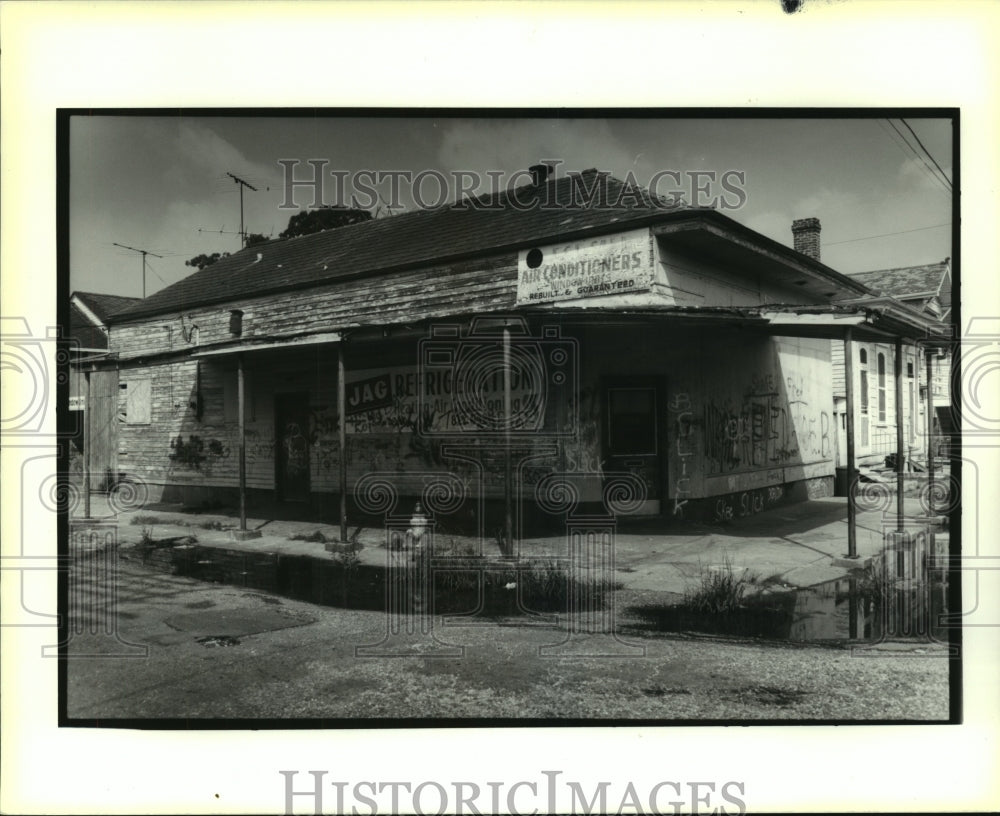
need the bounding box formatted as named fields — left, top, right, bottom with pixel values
left=65, top=556, right=952, bottom=722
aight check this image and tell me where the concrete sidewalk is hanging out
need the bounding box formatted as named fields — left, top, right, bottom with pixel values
left=71, top=494, right=947, bottom=597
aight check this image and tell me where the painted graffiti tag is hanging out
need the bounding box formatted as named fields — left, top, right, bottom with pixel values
left=713, top=485, right=785, bottom=523
left=668, top=391, right=694, bottom=517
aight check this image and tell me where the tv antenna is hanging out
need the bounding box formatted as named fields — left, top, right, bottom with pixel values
left=112, top=242, right=163, bottom=298
left=227, top=172, right=258, bottom=247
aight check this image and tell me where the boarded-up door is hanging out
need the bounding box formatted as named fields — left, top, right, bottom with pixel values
left=275, top=393, right=311, bottom=502
left=603, top=380, right=661, bottom=515
left=89, top=369, right=119, bottom=488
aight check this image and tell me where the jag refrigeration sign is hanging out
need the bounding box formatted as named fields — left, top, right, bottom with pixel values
left=516, top=227, right=656, bottom=305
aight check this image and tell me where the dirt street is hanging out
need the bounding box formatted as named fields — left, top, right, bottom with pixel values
left=65, top=556, right=951, bottom=722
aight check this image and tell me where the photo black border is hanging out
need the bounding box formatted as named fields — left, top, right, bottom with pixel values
left=56, top=106, right=962, bottom=730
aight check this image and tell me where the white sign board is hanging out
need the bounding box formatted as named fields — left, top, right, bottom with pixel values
left=516, top=227, right=655, bottom=305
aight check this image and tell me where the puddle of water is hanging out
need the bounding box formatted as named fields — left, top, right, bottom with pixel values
left=631, top=571, right=950, bottom=643
left=139, top=543, right=950, bottom=644
left=139, top=544, right=607, bottom=617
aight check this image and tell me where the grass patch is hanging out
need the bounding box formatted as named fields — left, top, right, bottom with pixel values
left=433, top=557, right=621, bottom=616
left=684, top=556, right=761, bottom=614
left=628, top=557, right=796, bottom=639
left=130, top=515, right=162, bottom=526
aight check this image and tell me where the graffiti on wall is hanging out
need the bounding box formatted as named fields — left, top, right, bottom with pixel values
left=712, top=485, right=785, bottom=523
left=166, top=431, right=273, bottom=478
left=562, top=385, right=604, bottom=475
left=668, top=391, right=695, bottom=517
left=703, top=373, right=830, bottom=475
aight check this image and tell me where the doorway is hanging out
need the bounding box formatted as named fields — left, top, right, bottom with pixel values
left=275, top=392, right=311, bottom=503
left=603, top=379, right=662, bottom=515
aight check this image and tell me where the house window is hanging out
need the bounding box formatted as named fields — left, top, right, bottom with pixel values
left=908, top=360, right=916, bottom=441
left=859, top=348, right=869, bottom=415
left=877, top=352, right=886, bottom=423
left=124, top=378, right=151, bottom=425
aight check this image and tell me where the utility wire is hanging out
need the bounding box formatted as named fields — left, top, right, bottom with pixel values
left=883, top=119, right=952, bottom=196
left=823, top=222, right=951, bottom=246
left=899, top=118, right=952, bottom=191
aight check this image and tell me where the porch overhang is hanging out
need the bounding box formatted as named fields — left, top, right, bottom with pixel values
left=190, top=331, right=342, bottom=358
left=522, top=303, right=948, bottom=343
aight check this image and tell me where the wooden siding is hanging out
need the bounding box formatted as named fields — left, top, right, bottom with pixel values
left=831, top=339, right=845, bottom=397
left=110, top=253, right=519, bottom=360
left=88, top=369, right=119, bottom=483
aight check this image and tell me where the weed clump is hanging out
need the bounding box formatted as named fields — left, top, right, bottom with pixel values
left=684, top=556, right=761, bottom=614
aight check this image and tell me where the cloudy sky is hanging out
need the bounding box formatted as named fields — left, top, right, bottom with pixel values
left=69, top=114, right=954, bottom=298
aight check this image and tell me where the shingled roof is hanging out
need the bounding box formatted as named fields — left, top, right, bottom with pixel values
left=111, top=170, right=692, bottom=321
left=69, top=302, right=108, bottom=350
left=848, top=260, right=950, bottom=305
left=70, top=291, right=142, bottom=350
left=74, top=291, right=143, bottom=321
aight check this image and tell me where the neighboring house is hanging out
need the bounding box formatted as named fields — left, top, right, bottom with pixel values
left=825, top=257, right=952, bottom=468
left=98, top=167, right=942, bottom=534
left=69, top=291, right=141, bottom=486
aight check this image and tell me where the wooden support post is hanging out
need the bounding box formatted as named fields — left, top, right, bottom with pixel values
left=503, top=325, right=513, bottom=558
left=925, top=348, right=935, bottom=510
left=843, top=329, right=857, bottom=558
left=237, top=354, right=247, bottom=531
left=83, top=367, right=92, bottom=519
left=339, top=343, right=348, bottom=544
left=895, top=338, right=905, bottom=531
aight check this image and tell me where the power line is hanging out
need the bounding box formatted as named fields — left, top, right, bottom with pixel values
left=823, top=222, right=951, bottom=246
left=884, top=119, right=945, bottom=192
left=899, top=118, right=952, bottom=191
left=883, top=119, right=952, bottom=196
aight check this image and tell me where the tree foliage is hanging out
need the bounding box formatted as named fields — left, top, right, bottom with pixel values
left=185, top=207, right=369, bottom=272
left=185, top=251, right=229, bottom=270
left=278, top=206, right=372, bottom=240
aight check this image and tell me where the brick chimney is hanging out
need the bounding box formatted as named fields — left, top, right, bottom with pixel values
left=791, top=217, right=821, bottom=261
left=529, top=163, right=555, bottom=186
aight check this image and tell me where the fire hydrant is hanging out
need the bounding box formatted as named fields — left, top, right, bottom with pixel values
left=406, top=502, right=428, bottom=550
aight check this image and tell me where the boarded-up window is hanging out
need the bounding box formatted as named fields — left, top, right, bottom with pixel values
left=125, top=378, right=151, bottom=424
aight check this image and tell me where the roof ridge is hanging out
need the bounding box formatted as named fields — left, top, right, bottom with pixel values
left=110, top=168, right=688, bottom=321
left=849, top=260, right=948, bottom=276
